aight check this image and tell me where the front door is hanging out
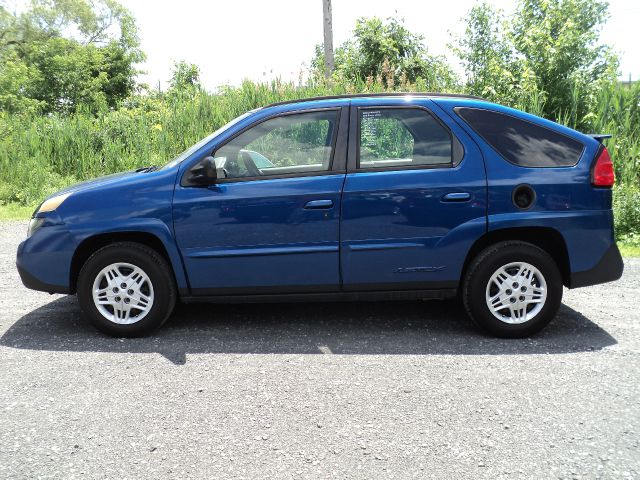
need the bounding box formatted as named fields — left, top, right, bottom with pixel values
left=173, top=107, right=348, bottom=295
left=340, top=99, right=487, bottom=291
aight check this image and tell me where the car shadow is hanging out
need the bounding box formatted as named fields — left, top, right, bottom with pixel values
left=1, top=296, right=616, bottom=364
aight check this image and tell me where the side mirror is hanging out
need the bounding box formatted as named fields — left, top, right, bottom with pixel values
left=184, top=156, right=217, bottom=186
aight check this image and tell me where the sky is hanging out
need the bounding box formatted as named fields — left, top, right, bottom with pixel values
left=120, top=0, right=638, bottom=89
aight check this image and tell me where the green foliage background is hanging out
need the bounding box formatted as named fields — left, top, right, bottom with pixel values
left=0, top=0, right=638, bottom=245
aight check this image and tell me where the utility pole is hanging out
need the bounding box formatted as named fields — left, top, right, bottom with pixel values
left=322, top=0, right=334, bottom=80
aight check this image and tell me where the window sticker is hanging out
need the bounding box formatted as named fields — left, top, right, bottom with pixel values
left=361, top=110, right=382, bottom=149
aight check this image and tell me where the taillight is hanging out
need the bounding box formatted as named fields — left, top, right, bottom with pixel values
left=591, top=147, right=615, bottom=187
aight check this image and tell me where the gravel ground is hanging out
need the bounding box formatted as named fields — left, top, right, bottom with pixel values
left=0, top=220, right=638, bottom=480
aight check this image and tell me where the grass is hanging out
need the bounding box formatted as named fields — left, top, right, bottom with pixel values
left=0, top=78, right=637, bottom=254
left=0, top=81, right=361, bottom=206
left=1, top=79, right=638, bottom=207
left=619, top=244, right=640, bottom=258
left=0, top=203, right=34, bottom=220
left=557, top=82, right=640, bottom=186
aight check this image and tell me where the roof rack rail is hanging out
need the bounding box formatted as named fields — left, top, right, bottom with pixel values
left=264, top=92, right=486, bottom=108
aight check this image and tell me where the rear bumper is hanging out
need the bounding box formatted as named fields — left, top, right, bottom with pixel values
left=569, top=243, right=624, bottom=288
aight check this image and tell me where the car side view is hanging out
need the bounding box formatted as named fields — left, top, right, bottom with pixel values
left=16, top=93, right=624, bottom=338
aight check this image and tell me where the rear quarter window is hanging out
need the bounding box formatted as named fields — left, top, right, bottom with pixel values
left=455, top=107, right=584, bottom=167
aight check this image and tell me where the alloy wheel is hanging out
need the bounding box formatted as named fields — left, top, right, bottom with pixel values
left=485, top=261, right=547, bottom=324
left=91, top=262, right=154, bottom=324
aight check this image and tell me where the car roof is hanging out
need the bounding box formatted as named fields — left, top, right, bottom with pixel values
left=249, top=93, right=595, bottom=148
left=263, top=92, right=486, bottom=109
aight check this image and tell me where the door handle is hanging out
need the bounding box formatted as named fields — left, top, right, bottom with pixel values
left=441, top=192, right=471, bottom=202
left=304, top=199, right=334, bottom=209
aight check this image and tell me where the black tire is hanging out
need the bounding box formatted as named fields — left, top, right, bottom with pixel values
left=77, top=242, right=177, bottom=337
left=462, top=241, right=563, bottom=338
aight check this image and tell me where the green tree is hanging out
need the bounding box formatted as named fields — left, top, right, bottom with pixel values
left=0, top=0, right=143, bottom=114
left=512, top=0, right=618, bottom=121
left=168, top=60, right=201, bottom=93
left=454, top=0, right=618, bottom=122
left=311, top=16, right=458, bottom=91
left=451, top=4, right=511, bottom=97
left=451, top=3, right=545, bottom=113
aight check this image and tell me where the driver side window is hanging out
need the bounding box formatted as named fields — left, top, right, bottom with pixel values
left=213, top=110, right=338, bottom=179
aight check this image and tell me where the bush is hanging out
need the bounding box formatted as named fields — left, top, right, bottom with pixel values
left=1, top=78, right=639, bottom=250
left=614, top=185, right=640, bottom=244
left=0, top=79, right=394, bottom=206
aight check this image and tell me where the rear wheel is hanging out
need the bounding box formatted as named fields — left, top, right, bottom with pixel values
left=462, top=241, right=563, bottom=337
left=77, top=242, right=176, bottom=337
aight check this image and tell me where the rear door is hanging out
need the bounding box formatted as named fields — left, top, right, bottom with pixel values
left=340, top=98, right=487, bottom=291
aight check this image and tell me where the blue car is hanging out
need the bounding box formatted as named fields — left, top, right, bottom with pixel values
left=16, top=93, right=623, bottom=338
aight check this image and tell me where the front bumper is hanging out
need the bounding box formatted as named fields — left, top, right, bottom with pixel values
left=16, top=260, right=70, bottom=294
left=16, top=222, right=76, bottom=295
left=569, top=242, right=624, bottom=288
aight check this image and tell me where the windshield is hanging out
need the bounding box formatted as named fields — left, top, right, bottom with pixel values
left=160, top=109, right=259, bottom=170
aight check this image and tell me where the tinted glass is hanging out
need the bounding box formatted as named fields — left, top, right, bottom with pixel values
left=214, top=110, right=338, bottom=179
left=456, top=107, right=584, bottom=167
left=358, top=108, right=452, bottom=169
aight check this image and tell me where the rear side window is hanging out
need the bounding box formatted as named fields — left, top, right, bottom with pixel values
left=358, top=108, right=452, bottom=169
left=456, top=107, right=584, bottom=167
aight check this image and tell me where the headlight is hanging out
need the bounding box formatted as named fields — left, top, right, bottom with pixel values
left=27, top=192, right=71, bottom=237
left=27, top=217, right=45, bottom=237
left=38, top=192, right=71, bottom=213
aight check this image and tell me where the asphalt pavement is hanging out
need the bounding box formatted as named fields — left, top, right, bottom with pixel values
left=1, top=221, right=638, bottom=479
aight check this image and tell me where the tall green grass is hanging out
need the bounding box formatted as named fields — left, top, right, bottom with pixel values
left=556, top=81, right=640, bottom=186
left=589, top=83, right=640, bottom=186
left=0, top=80, right=357, bottom=204
left=0, top=79, right=638, bottom=218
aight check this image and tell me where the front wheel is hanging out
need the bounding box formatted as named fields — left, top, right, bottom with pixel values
left=77, top=242, right=176, bottom=337
left=462, top=241, right=563, bottom=338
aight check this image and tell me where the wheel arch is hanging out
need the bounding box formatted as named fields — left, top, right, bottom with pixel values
left=461, top=227, right=571, bottom=287
left=69, top=231, right=186, bottom=294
